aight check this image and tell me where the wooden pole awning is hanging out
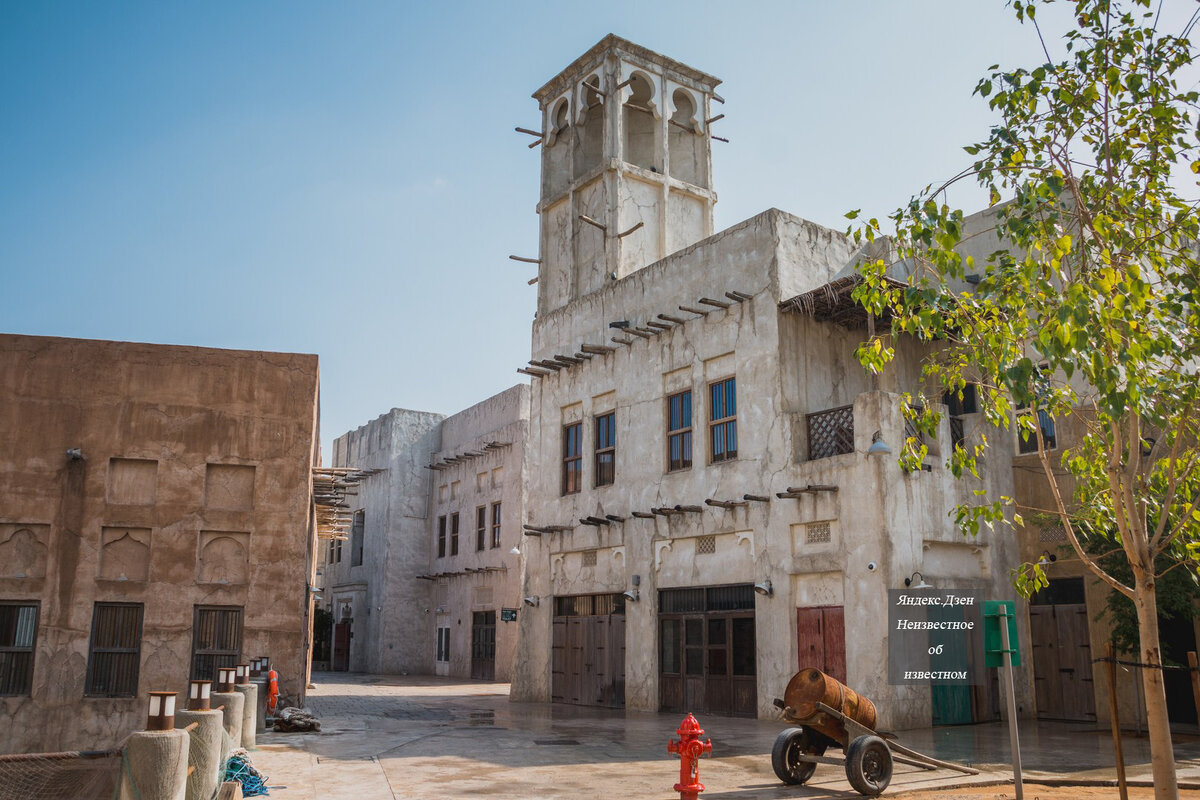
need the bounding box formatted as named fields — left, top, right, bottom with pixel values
left=426, top=441, right=514, bottom=471
left=313, top=466, right=383, bottom=540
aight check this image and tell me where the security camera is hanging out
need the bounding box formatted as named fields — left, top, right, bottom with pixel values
left=867, top=561, right=878, bottom=572
left=523, top=596, right=539, bottom=607
left=753, top=580, right=773, bottom=597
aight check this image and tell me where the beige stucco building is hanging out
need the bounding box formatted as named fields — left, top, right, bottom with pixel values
left=0, top=334, right=320, bottom=754
left=508, top=36, right=1033, bottom=729
left=324, top=385, right=528, bottom=682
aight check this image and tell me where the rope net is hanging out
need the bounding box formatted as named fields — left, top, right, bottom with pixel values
left=0, top=750, right=121, bottom=800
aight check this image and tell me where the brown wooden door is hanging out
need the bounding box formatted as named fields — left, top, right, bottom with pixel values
left=332, top=621, right=350, bottom=672
left=796, top=606, right=846, bottom=683
left=1030, top=604, right=1095, bottom=720
left=471, top=611, right=496, bottom=681
left=661, top=612, right=756, bottom=717
left=551, top=612, right=625, bottom=708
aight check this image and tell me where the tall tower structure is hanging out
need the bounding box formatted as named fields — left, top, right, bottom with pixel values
left=532, top=35, right=721, bottom=317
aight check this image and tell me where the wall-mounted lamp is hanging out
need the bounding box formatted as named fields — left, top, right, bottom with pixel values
left=867, top=431, right=892, bottom=456
left=235, top=664, right=250, bottom=685
left=753, top=579, right=774, bottom=597
left=216, top=667, right=236, bottom=693
left=1038, top=550, right=1058, bottom=565
left=66, top=448, right=84, bottom=461
left=187, top=680, right=212, bottom=711
left=523, top=596, right=540, bottom=607
left=622, top=588, right=640, bottom=602
left=146, top=691, right=177, bottom=731
left=904, top=571, right=933, bottom=590
left=509, top=545, right=521, bottom=556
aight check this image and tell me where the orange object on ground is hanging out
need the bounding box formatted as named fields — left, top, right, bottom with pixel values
left=267, top=669, right=279, bottom=713
left=782, top=668, right=877, bottom=745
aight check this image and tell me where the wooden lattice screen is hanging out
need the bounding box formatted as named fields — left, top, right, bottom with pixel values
left=807, top=405, right=854, bottom=460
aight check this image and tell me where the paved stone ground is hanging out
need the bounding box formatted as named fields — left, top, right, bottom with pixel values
left=247, top=672, right=1200, bottom=799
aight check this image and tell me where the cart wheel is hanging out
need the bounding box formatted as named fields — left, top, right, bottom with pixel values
left=771, top=726, right=827, bottom=785
left=845, top=734, right=893, bottom=796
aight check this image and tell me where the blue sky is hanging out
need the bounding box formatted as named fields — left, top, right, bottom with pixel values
left=1, top=1, right=1190, bottom=456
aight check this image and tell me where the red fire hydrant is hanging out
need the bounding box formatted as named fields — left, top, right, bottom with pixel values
left=667, top=713, right=712, bottom=800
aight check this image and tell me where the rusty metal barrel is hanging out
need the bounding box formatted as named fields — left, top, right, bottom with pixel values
left=782, top=668, right=877, bottom=745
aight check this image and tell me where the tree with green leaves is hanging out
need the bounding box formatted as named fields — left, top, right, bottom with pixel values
left=847, top=1, right=1200, bottom=795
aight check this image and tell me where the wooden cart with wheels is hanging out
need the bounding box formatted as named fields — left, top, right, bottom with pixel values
left=771, top=669, right=979, bottom=797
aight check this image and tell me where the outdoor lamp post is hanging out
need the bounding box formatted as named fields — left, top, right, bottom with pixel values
left=216, top=667, right=236, bottom=693
left=187, top=679, right=212, bottom=711
left=146, top=691, right=177, bottom=731
left=235, top=664, right=250, bottom=685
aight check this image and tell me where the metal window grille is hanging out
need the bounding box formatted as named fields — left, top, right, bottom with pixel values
left=450, top=513, right=460, bottom=556
left=437, top=515, right=446, bottom=558
left=709, top=378, right=737, bottom=463
left=553, top=593, right=626, bottom=617
left=807, top=405, right=854, bottom=460
left=905, top=405, right=923, bottom=444
left=659, top=585, right=755, bottom=613
left=1039, top=524, right=1068, bottom=544
left=950, top=416, right=966, bottom=448
left=0, top=602, right=38, bottom=696
left=594, top=412, right=615, bottom=486
left=806, top=521, right=832, bottom=544
left=562, top=422, right=582, bottom=494
left=667, top=390, right=693, bottom=471
left=582, top=550, right=598, bottom=567
left=190, top=606, right=242, bottom=682
left=476, top=506, right=487, bottom=551
left=491, top=502, right=502, bottom=548
left=695, top=535, right=716, bottom=555
left=86, top=603, right=143, bottom=697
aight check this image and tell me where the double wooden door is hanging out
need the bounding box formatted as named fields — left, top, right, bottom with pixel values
left=471, top=611, right=496, bottom=681
left=660, top=613, right=757, bottom=717
left=551, top=613, right=626, bottom=707
left=1030, top=603, right=1096, bottom=720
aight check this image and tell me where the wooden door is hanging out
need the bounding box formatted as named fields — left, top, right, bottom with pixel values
left=796, top=606, right=846, bottom=683
left=929, top=605, right=973, bottom=725
left=552, top=612, right=625, bottom=708
left=332, top=621, right=350, bottom=672
left=471, top=611, right=496, bottom=681
left=1030, top=604, right=1095, bottom=720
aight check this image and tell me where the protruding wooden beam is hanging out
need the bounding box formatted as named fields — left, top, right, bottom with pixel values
left=611, top=336, right=634, bottom=345
left=651, top=507, right=681, bottom=516
left=646, top=321, right=672, bottom=330
left=554, top=354, right=583, bottom=365
left=532, top=360, right=563, bottom=371
left=658, top=313, right=687, bottom=324
left=705, top=113, right=725, bottom=125
left=674, top=505, right=704, bottom=514
left=631, top=511, right=656, bottom=519
left=679, top=305, right=709, bottom=316
left=517, top=367, right=547, bottom=378
left=616, top=77, right=634, bottom=91
left=605, top=514, right=626, bottom=523
left=712, top=92, right=726, bottom=104
left=743, top=494, right=771, bottom=503
left=626, top=328, right=653, bottom=339
left=515, top=127, right=544, bottom=138
left=727, top=290, right=754, bottom=301
left=579, top=214, right=607, bottom=232
left=699, top=297, right=731, bottom=309
left=581, top=343, right=615, bottom=355
left=509, top=255, right=541, bottom=264
left=705, top=498, right=748, bottom=509
left=617, top=221, right=644, bottom=239
left=786, top=484, right=840, bottom=494
left=633, top=326, right=658, bottom=336
left=581, top=81, right=606, bottom=97
left=711, top=134, right=729, bottom=143
left=527, top=276, right=539, bottom=285
left=776, top=492, right=805, bottom=499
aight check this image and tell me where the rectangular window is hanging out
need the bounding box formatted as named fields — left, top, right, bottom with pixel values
left=436, top=626, right=450, bottom=662
left=437, top=515, right=447, bottom=558
left=562, top=422, right=582, bottom=495
left=476, top=506, right=487, bottom=552
left=0, top=602, right=38, bottom=696
left=667, top=390, right=693, bottom=471
left=709, top=377, right=737, bottom=463
left=350, top=509, right=365, bottom=567
left=190, top=606, right=242, bottom=682
left=491, top=502, right=502, bottom=548
left=594, top=412, right=615, bottom=487
left=333, top=535, right=343, bottom=563
left=450, top=512, right=460, bottom=556
left=86, top=603, right=143, bottom=697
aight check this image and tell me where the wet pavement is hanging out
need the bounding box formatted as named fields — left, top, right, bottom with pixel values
left=248, top=672, right=1200, bottom=799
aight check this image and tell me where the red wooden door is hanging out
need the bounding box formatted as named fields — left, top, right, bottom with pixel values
left=796, top=606, right=845, bottom=683
left=332, top=621, right=351, bottom=672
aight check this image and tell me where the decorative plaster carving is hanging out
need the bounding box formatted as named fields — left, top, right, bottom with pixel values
left=654, top=540, right=673, bottom=571
left=735, top=531, right=755, bottom=560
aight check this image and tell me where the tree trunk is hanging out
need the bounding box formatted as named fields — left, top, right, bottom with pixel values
left=1133, top=577, right=1179, bottom=800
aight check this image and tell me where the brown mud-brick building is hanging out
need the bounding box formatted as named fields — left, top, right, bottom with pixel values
left=0, top=334, right=320, bottom=753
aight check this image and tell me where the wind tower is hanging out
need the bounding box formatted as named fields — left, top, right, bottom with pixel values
left=531, top=35, right=722, bottom=317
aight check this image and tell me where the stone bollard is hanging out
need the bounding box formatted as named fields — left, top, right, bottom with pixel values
left=232, top=683, right=258, bottom=748
left=250, top=676, right=268, bottom=732
left=212, top=691, right=245, bottom=754
left=119, top=729, right=190, bottom=800
left=176, top=709, right=224, bottom=800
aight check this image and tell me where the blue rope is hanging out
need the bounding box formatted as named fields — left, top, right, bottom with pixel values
left=222, top=753, right=270, bottom=796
